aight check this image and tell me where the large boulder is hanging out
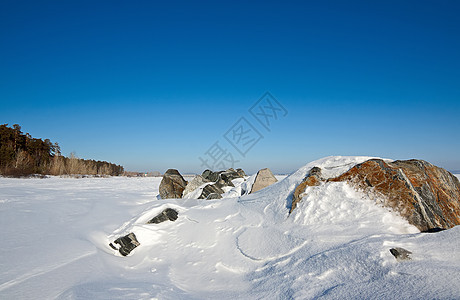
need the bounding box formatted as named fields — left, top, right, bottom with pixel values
left=159, top=169, right=188, bottom=199
left=250, top=168, right=278, bottom=194
left=327, top=159, right=460, bottom=231
left=290, top=167, right=323, bottom=213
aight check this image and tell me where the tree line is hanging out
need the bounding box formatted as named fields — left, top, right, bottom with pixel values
left=0, top=124, right=124, bottom=177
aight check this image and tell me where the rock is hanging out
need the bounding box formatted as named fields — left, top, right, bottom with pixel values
left=220, top=168, right=244, bottom=184
left=250, top=168, right=278, bottom=194
left=236, top=168, right=246, bottom=177
left=216, top=176, right=234, bottom=188
left=202, top=169, right=221, bottom=182
left=109, top=232, right=140, bottom=256
left=147, top=208, right=179, bottom=224
left=202, top=168, right=245, bottom=187
left=390, top=247, right=412, bottom=261
left=159, top=169, right=187, bottom=199
left=198, top=183, right=225, bottom=199
left=290, top=167, right=323, bottom=213
left=422, top=227, right=446, bottom=233
left=183, top=175, right=210, bottom=197
left=206, top=193, right=222, bottom=200
left=328, top=159, right=460, bottom=231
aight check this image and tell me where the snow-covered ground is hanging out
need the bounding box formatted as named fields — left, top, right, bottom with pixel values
left=1, top=157, right=460, bottom=299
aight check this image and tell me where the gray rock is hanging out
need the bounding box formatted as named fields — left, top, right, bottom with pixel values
left=109, top=232, right=140, bottom=256
left=390, top=247, right=412, bottom=261
left=219, top=168, right=244, bottom=186
left=201, top=169, right=212, bottom=180
left=147, top=208, right=179, bottom=224
left=202, top=169, right=222, bottom=182
left=250, top=168, right=278, bottom=193
left=199, top=183, right=225, bottom=199
left=183, top=175, right=210, bottom=196
left=216, top=176, right=234, bottom=187
left=236, top=168, right=246, bottom=177
left=206, top=193, right=222, bottom=200
left=202, top=168, right=246, bottom=186
left=159, top=169, right=187, bottom=199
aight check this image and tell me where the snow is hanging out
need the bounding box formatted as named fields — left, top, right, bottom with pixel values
left=1, top=156, right=460, bottom=299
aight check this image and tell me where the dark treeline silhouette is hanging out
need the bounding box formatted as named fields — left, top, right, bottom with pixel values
left=0, top=124, right=124, bottom=177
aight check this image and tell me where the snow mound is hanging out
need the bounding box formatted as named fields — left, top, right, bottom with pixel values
left=100, top=156, right=434, bottom=298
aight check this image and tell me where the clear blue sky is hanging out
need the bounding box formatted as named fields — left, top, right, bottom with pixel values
left=1, top=0, right=459, bottom=174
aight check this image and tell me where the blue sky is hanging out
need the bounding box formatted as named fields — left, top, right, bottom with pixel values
left=1, top=0, right=459, bottom=174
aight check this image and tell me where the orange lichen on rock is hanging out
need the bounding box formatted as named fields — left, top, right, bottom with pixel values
left=290, top=167, right=323, bottom=213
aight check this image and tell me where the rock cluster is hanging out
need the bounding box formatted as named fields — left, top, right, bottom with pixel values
left=164, top=168, right=249, bottom=200
left=202, top=168, right=246, bottom=187
left=159, top=167, right=278, bottom=200
left=182, top=175, right=209, bottom=197
left=197, top=168, right=246, bottom=199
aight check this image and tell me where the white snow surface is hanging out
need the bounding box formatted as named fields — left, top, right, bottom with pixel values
left=1, top=156, right=460, bottom=299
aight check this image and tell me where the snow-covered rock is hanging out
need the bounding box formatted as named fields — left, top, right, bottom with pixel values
left=185, top=168, right=247, bottom=199
left=182, top=175, right=209, bottom=197
left=328, top=159, right=460, bottom=231
left=291, top=166, right=323, bottom=213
